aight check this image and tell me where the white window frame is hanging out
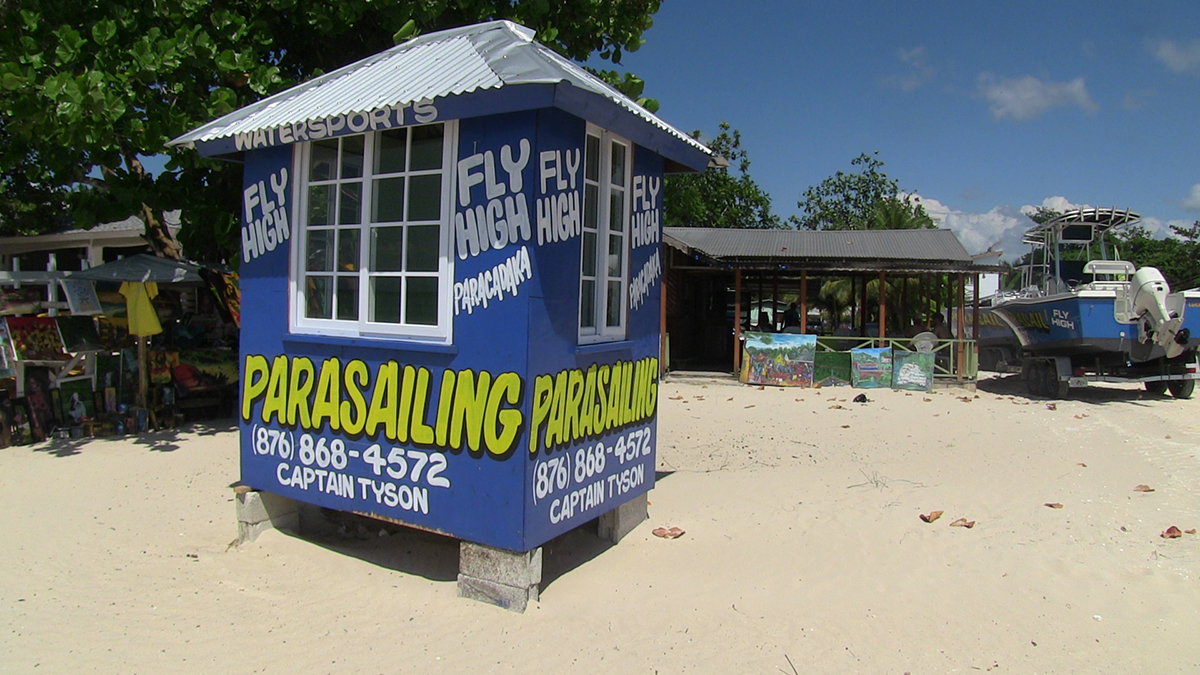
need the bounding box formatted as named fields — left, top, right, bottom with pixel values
left=578, top=124, right=631, bottom=344
left=290, top=122, right=458, bottom=343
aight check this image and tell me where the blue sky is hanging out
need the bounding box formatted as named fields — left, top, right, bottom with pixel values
left=605, top=0, right=1200, bottom=259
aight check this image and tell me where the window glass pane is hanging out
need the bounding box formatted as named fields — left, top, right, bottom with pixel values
left=606, top=280, right=622, bottom=327
left=337, top=229, right=359, bottom=271
left=372, top=277, right=401, bottom=323
left=407, top=174, right=441, bottom=221
left=585, top=135, right=600, bottom=182
left=409, top=124, right=444, bottom=171
left=310, top=140, right=338, bottom=181
left=375, top=129, right=407, bottom=174
left=341, top=135, right=364, bottom=179
left=610, top=142, right=626, bottom=187
left=581, top=231, right=597, bottom=276
left=306, top=230, right=334, bottom=271
left=306, top=276, right=332, bottom=319
left=609, top=190, right=625, bottom=232
left=336, top=276, right=359, bottom=321
left=407, top=225, right=439, bottom=272
left=406, top=277, right=438, bottom=325
left=371, top=226, right=404, bottom=272
left=338, top=182, right=362, bottom=225
left=307, top=185, right=335, bottom=225
left=608, top=233, right=623, bottom=276
left=583, top=184, right=599, bottom=230
left=372, top=177, right=405, bottom=223
left=580, top=280, right=595, bottom=329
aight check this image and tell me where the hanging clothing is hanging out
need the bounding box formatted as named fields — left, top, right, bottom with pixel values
left=119, top=281, right=163, bottom=336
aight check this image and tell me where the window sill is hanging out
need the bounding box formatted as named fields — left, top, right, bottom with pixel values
left=575, top=340, right=634, bottom=357
left=283, top=333, right=458, bottom=355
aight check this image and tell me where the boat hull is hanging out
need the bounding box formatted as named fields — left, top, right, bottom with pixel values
left=991, top=292, right=1200, bottom=363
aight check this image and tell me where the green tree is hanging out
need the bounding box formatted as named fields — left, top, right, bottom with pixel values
left=0, top=0, right=663, bottom=261
left=1111, top=222, right=1200, bottom=290
left=1008, top=207, right=1200, bottom=291
left=663, top=122, right=780, bottom=229
left=790, top=151, right=933, bottom=231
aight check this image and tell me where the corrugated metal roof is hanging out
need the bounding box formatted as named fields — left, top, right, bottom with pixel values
left=664, top=227, right=991, bottom=272
left=170, top=20, right=709, bottom=165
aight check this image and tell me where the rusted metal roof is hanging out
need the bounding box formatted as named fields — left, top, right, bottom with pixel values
left=664, top=227, right=997, bottom=273
left=169, top=21, right=710, bottom=171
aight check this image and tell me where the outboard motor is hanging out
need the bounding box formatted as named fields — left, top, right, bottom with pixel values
left=1130, top=267, right=1187, bottom=359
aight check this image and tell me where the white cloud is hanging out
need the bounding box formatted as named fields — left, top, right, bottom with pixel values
left=1019, top=195, right=1089, bottom=218
left=977, top=74, right=1098, bottom=120
left=1148, top=38, right=1200, bottom=74
left=912, top=194, right=1033, bottom=260
left=1182, top=183, right=1200, bottom=212
left=884, top=46, right=935, bottom=92
left=1122, top=89, right=1155, bottom=110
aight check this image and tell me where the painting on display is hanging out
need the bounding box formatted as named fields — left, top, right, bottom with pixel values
left=850, top=347, right=893, bottom=389
left=892, top=351, right=935, bottom=392
left=23, top=365, right=58, bottom=436
left=96, top=316, right=132, bottom=351
left=58, top=378, right=96, bottom=426
left=56, top=316, right=105, bottom=353
left=813, top=351, right=852, bottom=387
left=174, top=350, right=239, bottom=395
left=740, top=332, right=817, bottom=387
left=0, top=393, right=11, bottom=448
left=9, top=397, right=33, bottom=445
left=59, top=279, right=103, bottom=315
left=95, top=353, right=123, bottom=406
left=5, top=316, right=67, bottom=361
left=0, top=319, right=13, bottom=378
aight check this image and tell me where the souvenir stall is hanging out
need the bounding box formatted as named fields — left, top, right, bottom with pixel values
left=0, top=275, right=110, bottom=442
left=169, top=20, right=710, bottom=609
left=1, top=256, right=239, bottom=444
left=70, top=254, right=240, bottom=425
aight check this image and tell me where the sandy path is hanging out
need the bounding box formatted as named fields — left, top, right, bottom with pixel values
left=2, top=375, right=1199, bottom=674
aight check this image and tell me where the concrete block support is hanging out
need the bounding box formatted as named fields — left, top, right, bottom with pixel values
left=457, top=542, right=542, bottom=612
left=236, top=490, right=301, bottom=544
left=598, top=492, right=648, bottom=544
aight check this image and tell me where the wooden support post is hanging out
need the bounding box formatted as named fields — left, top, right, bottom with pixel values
left=659, top=257, right=668, bottom=376
left=772, top=271, right=779, bottom=332
left=799, top=270, right=808, bottom=334
left=733, top=270, right=742, bottom=374
left=956, top=273, right=966, bottom=381
left=757, top=273, right=765, bottom=329
left=137, top=335, right=148, bottom=408
left=932, top=274, right=941, bottom=323
left=972, top=272, right=981, bottom=368
left=921, top=274, right=930, bottom=329
left=858, top=273, right=867, bottom=337
left=878, top=271, right=887, bottom=345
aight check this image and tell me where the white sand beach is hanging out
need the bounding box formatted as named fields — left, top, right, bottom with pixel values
left=3, top=373, right=1199, bottom=674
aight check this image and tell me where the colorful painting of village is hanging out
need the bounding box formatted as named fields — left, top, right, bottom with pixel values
left=740, top=333, right=818, bottom=386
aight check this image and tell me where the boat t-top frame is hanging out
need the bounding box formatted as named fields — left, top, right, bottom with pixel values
left=1018, top=207, right=1141, bottom=295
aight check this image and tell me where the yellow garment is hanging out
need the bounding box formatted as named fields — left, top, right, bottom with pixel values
left=119, top=281, right=163, bottom=336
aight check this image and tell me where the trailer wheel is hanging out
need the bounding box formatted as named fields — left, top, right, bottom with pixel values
left=1043, top=364, right=1067, bottom=399
left=1168, top=380, right=1195, bottom=399
left=1144, top=381, right=1168, bottom=396
left=1025, top=362, right=1043, bottom=396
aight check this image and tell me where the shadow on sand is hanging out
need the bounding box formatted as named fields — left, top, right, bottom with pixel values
left=26, top=417, right=237, bottom=458
left=976, top=373, right=1185, bottom=406
left=271, top=470, right=679, bottom=590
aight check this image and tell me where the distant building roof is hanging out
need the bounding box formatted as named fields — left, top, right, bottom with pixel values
left=664, top=227, right=1001, bottom=274
left=0, top=212, right=180, bottom=259
left=170, top=21, right=711, bottom=172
